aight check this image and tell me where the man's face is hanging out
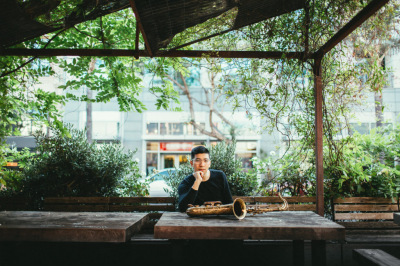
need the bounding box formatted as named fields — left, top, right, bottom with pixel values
left=190, top=153, right=211, bottom=174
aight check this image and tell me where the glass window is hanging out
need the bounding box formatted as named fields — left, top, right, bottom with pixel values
left=93, top=122, right=118, bottom=138
left=179, top=155, right=190, bottom=166
left=194, top=123, right=206, bottom=135
left=146, top=142, right=158, bottom=151
left=236, top=142, right=257, bottom=151
left=160, top=123, right=184, bottom=135
left=163, top=155, right=175, bottom=168
left=18, top=120, right=46, bottom=136
left=146, top=153, right=158, bottom=175
left=371, top=123, right=392, bottom=130
left=349, top=123, right=369, bottom=135
left=236, top=153, right=256, bottom=169
left=146, top=123, right=158, bottom=135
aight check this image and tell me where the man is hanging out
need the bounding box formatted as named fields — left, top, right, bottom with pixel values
left=178, top=146, right=233, bottom=212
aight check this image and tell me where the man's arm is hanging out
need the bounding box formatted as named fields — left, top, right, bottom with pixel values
left=178, top=178, right=198, bottom=212
left=221, top=172, right=233, bottom=204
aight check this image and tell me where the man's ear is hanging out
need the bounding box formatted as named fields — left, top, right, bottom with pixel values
left=190, top=160, right=194, bottom=167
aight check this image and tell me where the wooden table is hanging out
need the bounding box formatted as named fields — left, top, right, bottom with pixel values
left=155, top=211, right=345, bottom=266
left=0, top=211, right=148, bottom=242
left=395, top=213, right=400, bottom=225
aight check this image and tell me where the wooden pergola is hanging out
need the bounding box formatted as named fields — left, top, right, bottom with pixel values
left=0, top=0, right=390, bottom=216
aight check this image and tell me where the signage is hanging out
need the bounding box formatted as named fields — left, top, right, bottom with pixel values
left=6, top=162, right=18, bottom=167
left=160, top=142, right=193, bottom=151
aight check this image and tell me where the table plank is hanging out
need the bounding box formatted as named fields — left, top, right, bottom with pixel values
left=394, top=213, right=400, bottom=226
left=154, top=211, right=345, bottom=241
left=0, top=211, right=148, bottom=243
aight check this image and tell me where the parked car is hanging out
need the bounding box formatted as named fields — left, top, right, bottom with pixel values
left=142, top=168, right=176, bottom=197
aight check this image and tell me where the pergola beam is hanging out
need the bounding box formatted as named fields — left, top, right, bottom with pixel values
left=0, top=49, right=304, bottom=60
left=316, top=0, right=389, bottom=57
left=313, top=54, right=324, bottom=217
left=129, top=0, right=153, bottom=57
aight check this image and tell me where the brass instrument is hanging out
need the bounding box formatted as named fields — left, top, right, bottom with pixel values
left=186, top=193, right=289, bottom=220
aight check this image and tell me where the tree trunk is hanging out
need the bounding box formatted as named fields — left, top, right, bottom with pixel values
left=86, top=59, right=96, bottom=144
left=86, top=87, right=92, bottom=144
left=374, top=91, right=384, bottom=128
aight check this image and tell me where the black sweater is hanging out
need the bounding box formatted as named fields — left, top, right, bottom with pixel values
left=178, top=169, right=233, bottom=212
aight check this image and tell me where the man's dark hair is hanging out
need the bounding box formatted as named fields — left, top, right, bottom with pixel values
left=191, top=146, right=210, bottom=160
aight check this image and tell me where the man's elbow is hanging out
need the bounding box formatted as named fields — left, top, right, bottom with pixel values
left=178, top=203, right=187, bottom=213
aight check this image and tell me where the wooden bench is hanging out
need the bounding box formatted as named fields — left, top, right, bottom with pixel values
left=353, top=249, right=400, bottom=266
left=0, top=197, right=30, bottom=211
left=332, top=197, right=400, bottom=230
left=233, top=196, right=316, bottom=211
left=44, top=197, right=176, bottom=231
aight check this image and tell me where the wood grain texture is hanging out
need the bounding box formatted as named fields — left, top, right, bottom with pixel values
left=232, top=196, right=255, bottom=203
left=0, top=211, right=148, bottom=242
left=337, top=221, right=400, bottom=229
left=353, top=249, right=400, bottom=266
left=254, top=197, right=316, bottom=203
left=109, top=205, right=175, bottom=212
left=44, top=205, right=109, bottom=212
left=346, top=234, right=400, bottom=243
left=246, top=204, right=316, bottom=211
left=44, top=197, right=110, bottom=204
left=335, top=213, right=394, bottom=220
left=154, top=212, right=345, bottom=240
left=335, top=205, right=398, bottom=211
left=333, top=197, right=396, bottom=204
left=109, top=197, right=175, bottom=204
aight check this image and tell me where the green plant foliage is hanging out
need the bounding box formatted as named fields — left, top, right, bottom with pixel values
left=255, top=123, right=400, bottom=211
left=324, top=123, right=400, bottom=200
left=208, top=141, right=258, bottom=196
left=0, top=147, right=34, bottom=194
left=6, top=125, right=149, bottom=209
left=163, top=162, right=193, bottom=207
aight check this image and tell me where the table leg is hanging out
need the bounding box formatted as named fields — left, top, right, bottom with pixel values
left=170, top=240, right=185, bottom=266
left=311, top=240, right=326, bottom=266
left=293, top=240, right=305, bottom=266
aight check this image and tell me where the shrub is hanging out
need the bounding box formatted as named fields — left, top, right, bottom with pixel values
left=163, top=162, right=193, bottom=206
left=208, top=140, right=258, bottom=196
left=16, top=125, right=148, bottom=209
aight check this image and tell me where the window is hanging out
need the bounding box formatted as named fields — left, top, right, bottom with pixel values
left=193, top=123, right=206, bottom=135
left=160, top=123, right=184, bottom=135
left=236, top=141, right=257, bottom=151
left=236, top=153, right=256, bottom=169
left=349, top=123, right=369, bottom=135
left=146, top=142, right=159, bottom=151
left=93, top=122, right=119, bottom=139
left=146, top=123, right=158, bottom=135
left=146, top=153, right=158, bottom=175
left=371, top=123, right=392, bottom=130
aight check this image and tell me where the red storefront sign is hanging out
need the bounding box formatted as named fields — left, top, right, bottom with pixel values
left=160, top=142, right=193, bottom=151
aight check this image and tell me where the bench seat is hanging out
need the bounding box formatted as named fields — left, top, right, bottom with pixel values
left=333, top=197, right=400, bottom=231
left=353, top=249, right=400, bottom=266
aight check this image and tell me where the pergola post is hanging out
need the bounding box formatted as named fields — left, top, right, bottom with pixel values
left=314, top=53, right=324, bottom=216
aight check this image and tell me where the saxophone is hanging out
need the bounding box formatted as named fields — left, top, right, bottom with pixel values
left=186, top=193, right=289, bottom=220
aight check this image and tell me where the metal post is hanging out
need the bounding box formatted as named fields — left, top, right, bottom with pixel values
left=314, top=54, right=324, bottom=216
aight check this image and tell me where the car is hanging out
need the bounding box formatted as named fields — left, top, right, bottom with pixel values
left=142, top=168, right=176, bottom=197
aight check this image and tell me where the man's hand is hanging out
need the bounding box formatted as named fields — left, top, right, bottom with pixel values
left=192, top=171, right=204, bottom=190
